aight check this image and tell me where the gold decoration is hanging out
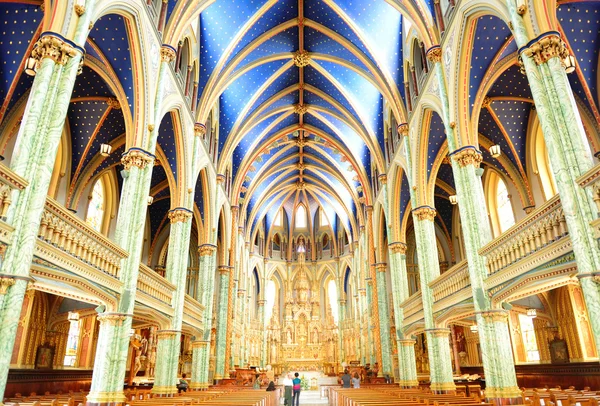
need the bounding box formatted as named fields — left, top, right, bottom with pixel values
left=31, top=34, right=79, bottom=66
left=148, top=124, right=155, bottom=132
left=520, top=33, right=569, bottom=66
left=97, top=313, right=129, bottom=326
left=218, top=265, right=232, bottom=275
left=121, top=149, right=155, bottom=170
left=481, top=310, right=509, bottom=323
left=293, top=50, right=311, bottom=67
left=378, top=174, right=388, bottom=184
left=194, top=123, right=207, bottom=137
left=517, top=4, right=527, bottom=15
left=156, top=330, right=180, bottom=339
left=216, top=174, right=226, bottom=184
left=293, top=103, right=308, bottom=115
left=296, top=180, right=306, bottom=190
left=106, top=97, right=121, bottom=110
left=198, top=244, right=217, bottom=256
left=160, top=45, right=177, bottom=62
left=412, top=206, right=437, bottom=221
left=389, top=242, right=407, bottom=255
left=74, top=4, right=86, bottom=16
left=481, top=96, right=492, bottom=109
left=375, top=263, right=387, bottom=273
left=0, top=276, right=16, bottom=295
left=397, top=123, right=409, bottom=136
left=451, top=147, right=482, bottom=168
left=426, top=328, right=450, bottom=338
left=168, top=208, right=192, bottom=223
left=398, top=338, right=416, bottom=346
left=426, top=46, right=442, bottom=63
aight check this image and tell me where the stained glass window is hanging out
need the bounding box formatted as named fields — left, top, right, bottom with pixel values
left=295, top=205, right=307, bottom=229
left=519, top=313, right=540, bottom=362
left=496, top=178, right=515, bottom=233
left=86, top=180, right=105, bottom=232
left=328, top=279, right=339, bottom=324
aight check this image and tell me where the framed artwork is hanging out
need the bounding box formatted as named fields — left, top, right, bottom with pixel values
left=35, top=344, right=54, bottom=369
left=549, top=338, right=569, bottom=364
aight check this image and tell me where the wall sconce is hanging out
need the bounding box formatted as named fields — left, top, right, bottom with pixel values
left=24, top=57, right=37, bottom=76
left=449, top=195, right=458, bottom=205
left=67, top=312, right=80, bottom=322
left=74, top=0, right=86, bottom=16
left=100, top=143, right=112, bottom=157
left=526, top=308, right=537, bottom=318
left=563, top=54, right=576, bottom=74
left=469, top=324, right=478, bottom=333
left=490, top=144, right=501, bottom=158
left=147, top=196, right=154, bottom=205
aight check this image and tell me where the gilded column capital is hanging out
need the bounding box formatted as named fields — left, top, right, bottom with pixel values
left=230, top=205, right=239, bottom=214
left=478, top=309, right=509, bottom=323
left=0, top=276, right=16, bottom=295
left=365, top=205, right=374, bottom=213
left=217, top=265, right=232, bottom=275
left=31, top=32, right=84, bottom=66
left=293, top=50, right=311, bottom=67
left=216, top=174, right=226, bottom=184
left=168, top=207, right=193, bottom=223
left=378, top=174, right=387, bottom=184
left=96, top=312, right=131, bottom=326
left=156, top=329, right=181, bottom=339
left=257, top=299, right=267, bottom=306
left=397, top=338, right=416, bottom=346
left=237, top=288, right=246, bottom=298
left=198, top=244, right=217, bottom=256
left=358, top=288, right=366, bottom=296
left=519, top=31, right=569, bottom=66
left=412, top=205, right=437, bottom=221
left=449, top=145, right=482, bottom=167
left=160, top=44, right=177, bottom=63
left=389, top=242, right=407, bottom=255
left=194, top=123, right=207, bottom=137
left=375, top=263, right=387, bottom=272
left=426, top=45, right=442, bottom=63
left=397, top=123, right=409, bottom=136
left=121, top=148, right=156, bottom=170
left=191, top=340, right=208, bottom=349
left=424, top=327, right=451, bottom=338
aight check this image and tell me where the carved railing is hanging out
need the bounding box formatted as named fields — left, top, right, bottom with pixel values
left=137, top=263, right=174, bottom=305
left=0, top=163, right=28, bottom=222
left=401, top=291, right=423, bottom=325
left=38, top=197, right=128, bottom=278
left=429, top=260, right=470, bottom=306
left=479, top=195, right=567, bottom=276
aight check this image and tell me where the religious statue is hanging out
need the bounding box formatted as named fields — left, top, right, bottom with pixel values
left=312, top=329, right=318, bottom=344
left=271, top=340, right=278, bottom=363
left=287, top=329, right=292, bottom=344
left=133, top=348, right=143, bottom=377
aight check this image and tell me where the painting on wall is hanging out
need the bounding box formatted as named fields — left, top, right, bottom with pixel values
left=35, top=343, right=54, bottom=369
left=549, top=337, right=569, bottom=364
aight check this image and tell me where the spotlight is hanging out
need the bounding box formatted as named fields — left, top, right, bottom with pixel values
left=449, top=195, right=458, bottom=205
left=100, top=143, right=112, bottom=157
left=24, top=57, right=37, bottom=76
left=490, top=145, right=501, bottom=158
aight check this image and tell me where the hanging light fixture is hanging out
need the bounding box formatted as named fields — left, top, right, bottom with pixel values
left=67, top=312, right=80, bottom=322
left=24, top=57, right=37, bottom=76
left=100, top=143, right=112, bottom=157
left=563, top=54, right=576, bottom=74
left=526, top=308, right=537, bottom=318
left=147, top=196, right=154, bottom=205
left=449, top=195, right=458, bottom=205
left=490, top=144, right=502, bottom=158
left=469, top=324, right=478, bottom=333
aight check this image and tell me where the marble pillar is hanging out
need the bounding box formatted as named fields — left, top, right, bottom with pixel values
left=0, top=32, right=86, bottom=399
left=213, top=265, right=231, bottom=380
left=152, top=208, right=193, bottom=396
left=411, top=206, right=455, bottom=392
left=223, top=207, right=239, bottom=377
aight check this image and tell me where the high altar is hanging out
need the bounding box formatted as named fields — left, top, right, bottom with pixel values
left=265, top=240, right=339, bottom=375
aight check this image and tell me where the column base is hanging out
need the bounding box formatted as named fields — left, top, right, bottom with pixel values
left=430, top=381, right=456, bottom=393
left=85, top=391, right=126, bottom=406
left=189, top=382, right=209, bottom=390
left=485, top=386, right=522, bottom=405
left=151, top=386, right=178, bottom=396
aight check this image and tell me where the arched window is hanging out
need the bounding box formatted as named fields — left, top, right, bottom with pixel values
left=518, top=313, right=540, bottom=362
left=532, top=122, right=558, bottom=200
left=295, top=205, right=307, bottom=229
left=328, top=279, right=339, bottom=324
left=496, top=177, right=516, bottom=233
left=86, top=179, right=105, bottom=232
left=265, top=279, right=276, bottom=323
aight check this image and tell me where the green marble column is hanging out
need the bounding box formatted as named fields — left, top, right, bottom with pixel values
left=213, top=265, right=231, bottom=380
left=388, top=242, right=418, bottom=387
left=425, top=44, right=521, bottom=399
left=411, top=206, right=455, bottom=393
left=0, top=27, right=93, bottom=399
left=257, top=299, right=266, bottom=367
left=87, top=45, right=177, bottom=405
left=192, top=244, right=217, bottom=389
left=152, top=208, right=193, bottom=396
left=375, top=262, right=393, bottom=376
left=505, top=5, right=600, bottom=351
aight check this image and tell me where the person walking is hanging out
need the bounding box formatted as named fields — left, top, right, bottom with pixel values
left=292, top=372, right=302, bottom=406
left=340, top=370, right=352, bottom=388
left=283, top=373, right=293, bottom=405
left=352, top=373, right=360, bottom=388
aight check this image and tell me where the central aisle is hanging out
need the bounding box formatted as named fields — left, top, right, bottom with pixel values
left=288, top=390, right=328, bottom=405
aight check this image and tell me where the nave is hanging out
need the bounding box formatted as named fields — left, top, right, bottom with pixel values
left=2, top=0, right=600, bottom=405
